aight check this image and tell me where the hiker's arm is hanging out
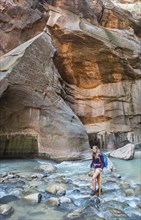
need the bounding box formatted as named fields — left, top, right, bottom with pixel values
left=100, top=154, right=104, bottom=169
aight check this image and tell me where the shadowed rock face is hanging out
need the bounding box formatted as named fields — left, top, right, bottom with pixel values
left=0, top=32, right=89, bottom=160
left=0, top=0, right=141, bottom=157
left=0, top=0, right=47, bottom=56
left=1, top=0, right=140, bottom=57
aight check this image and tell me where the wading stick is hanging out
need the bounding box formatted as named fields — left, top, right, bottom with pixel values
left=97, top=172, right=102, bottom=197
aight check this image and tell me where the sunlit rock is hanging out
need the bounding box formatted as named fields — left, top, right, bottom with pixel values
left=24, top=193, right=42, bottom=203
left=109, top=143, right=135, bottom=160
left=37, top=164, right=57, bottom=174
left=0, top=204, right=14, bottom=216
left=47, top=197, right=60, bottom=206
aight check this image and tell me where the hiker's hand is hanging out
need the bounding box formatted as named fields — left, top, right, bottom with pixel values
left=88, top=170, right=93, bottom=177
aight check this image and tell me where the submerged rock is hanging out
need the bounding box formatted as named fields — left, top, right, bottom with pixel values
left=109, top=207, right=129, bottom=218
left=0, top=195, right=19, bottom=204
left=67, top=207, right=84, bottom=219
left=59, top=196, right=72, bottom=204
left=102, top=200, right=129, bottom=211
left=134, top=185, right=141, bottom=195
left=119, top=181, right=131, bottom=188
left=122, top=188, right=135, bottom=196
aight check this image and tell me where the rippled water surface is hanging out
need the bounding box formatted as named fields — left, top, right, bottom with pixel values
left=110, top=151, right=141, bottom=184
left=0, top=151, right=140, bottom=220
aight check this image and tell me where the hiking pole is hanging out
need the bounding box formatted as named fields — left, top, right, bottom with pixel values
left=98, top=172, right=102, bottom=197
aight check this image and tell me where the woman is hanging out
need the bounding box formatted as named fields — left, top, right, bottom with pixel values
left=90, top=145, right=104, bottom=196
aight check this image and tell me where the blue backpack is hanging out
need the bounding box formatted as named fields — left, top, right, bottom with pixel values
left=101, top=153, right=108, bottom=168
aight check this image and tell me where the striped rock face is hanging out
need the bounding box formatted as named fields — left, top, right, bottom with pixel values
left=0, top=0, right=141, bottom=157
left=0, top=33, right=89, bottom=160
left=45, top=2, right=141, bottom=147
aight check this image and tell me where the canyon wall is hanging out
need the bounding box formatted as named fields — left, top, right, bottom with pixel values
left=0, top=0, right=141, bottom=159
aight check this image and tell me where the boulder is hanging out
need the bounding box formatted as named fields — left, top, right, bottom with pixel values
left=24, top=193, right=42, bottom=203
left=45, top=185, right=57, bottom=194
left=47, top=197, right=60, bottom=206
left=37, top=164, right=57, bottom=174
left=0, top=204, right=14, bottom=216
left=45, top=184, right=66, bottom=195
left=59, top=196, right=72, bottom=204
left=109, top=143, right=135, bottom=160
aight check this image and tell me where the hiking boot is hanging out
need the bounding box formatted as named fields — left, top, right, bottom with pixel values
left=96, top=188, right=103, bottom=193
left=90, top=189, right=97, bottom=196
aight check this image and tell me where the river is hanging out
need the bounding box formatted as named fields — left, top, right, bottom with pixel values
left=0, top=150, right=141, bottom=220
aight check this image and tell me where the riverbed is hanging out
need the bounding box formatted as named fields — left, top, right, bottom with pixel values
left=0, top=151, right=141, bottom=220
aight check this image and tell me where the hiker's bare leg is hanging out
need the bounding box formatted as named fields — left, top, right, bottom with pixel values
left=92, top=169, right=100, bottom=190
left=97, top=172, right=102, bottom=197
left=97, top=172, right=102, bottom=186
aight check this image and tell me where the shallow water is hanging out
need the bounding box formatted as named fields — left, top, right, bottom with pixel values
left=110, top=151, right=141, bottom=184
left=0, top=151, right=140, bottom=220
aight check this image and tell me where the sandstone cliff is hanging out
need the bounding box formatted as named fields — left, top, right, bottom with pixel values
left=0, top=32, right=89, bottom=160
left=0, top=0, right=141, bottom=159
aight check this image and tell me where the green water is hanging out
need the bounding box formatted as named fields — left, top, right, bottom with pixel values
left=0, top=151, right=141, bottom=220
left=110, top=151, right=141, bottom=184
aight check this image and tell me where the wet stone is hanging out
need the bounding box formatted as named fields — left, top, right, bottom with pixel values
left=109, top=207, right=129, bottom=218
left=122, top=188, right=135, bottom=196
left=102, top=200, right=129, bottom=211
left=0, top=204, right=14, bottom=216
left=24, top=193, right=42, bottom=203
left=45, top=184, right=66, bottom=196
left=1, top=173, right=7, bottom=178
left=137, top=202, right=141, bottom=209
left=59, top=196, right=72, bottom=204
left=47, top=197, right=60, bottom=206
left=119, top=181, right=131, bottom=188
left=67, top=207, right=84, bottom=219
left=0, top=195, right=19, bottom=204
left=134, top=185, right=141, bottom=195
left=37, top=164, right=57, bottom=174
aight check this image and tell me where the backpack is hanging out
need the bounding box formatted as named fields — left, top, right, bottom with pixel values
left=101, top=152, right=108, bottom=168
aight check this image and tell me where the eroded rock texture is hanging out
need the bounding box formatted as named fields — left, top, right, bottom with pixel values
left=0, top=32, right=89, bottom=160
left=0, top=0, right=141, bottom=158
left=45, top=0, right=141, bottom=148
left=0, top=0, right=47, bottom=56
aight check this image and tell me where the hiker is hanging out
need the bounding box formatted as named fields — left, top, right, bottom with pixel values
left=90, top=145, right=104, bottom=196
